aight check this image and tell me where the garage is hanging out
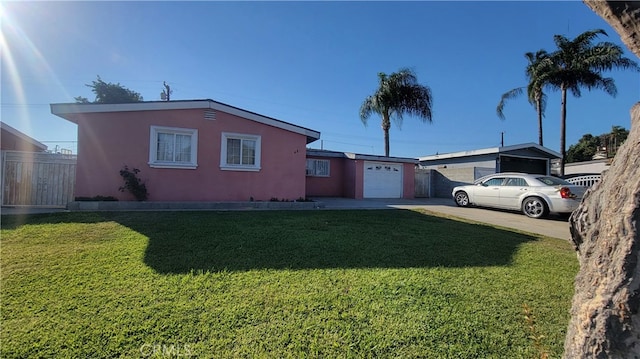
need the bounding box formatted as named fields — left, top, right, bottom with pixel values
left=363, top=161, right=403, bottom=198
left=499, top=155, right=548, bottom=174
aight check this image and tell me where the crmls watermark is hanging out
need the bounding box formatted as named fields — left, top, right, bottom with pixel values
left=139, top=343, right=193, bottom=357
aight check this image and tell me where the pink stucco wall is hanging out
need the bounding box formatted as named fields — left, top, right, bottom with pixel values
left=304, top=156, right=346, bottom=197
left=70, top=108, right=308, bottom=201
left=305, top=157, right=415, bottom=199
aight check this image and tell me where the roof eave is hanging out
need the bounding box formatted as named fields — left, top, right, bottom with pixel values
left=418, top=143, right=562, bottom=162
left=0, top=122, right=48, bottom=151
left=50, top=99, right=321, bottom=140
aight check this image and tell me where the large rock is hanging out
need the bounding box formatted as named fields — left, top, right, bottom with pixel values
left=564, top=103, right=640, bottom=358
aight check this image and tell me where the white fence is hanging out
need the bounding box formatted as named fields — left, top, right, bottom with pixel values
left=1, top=151, right=77, bottom=207
left=566, top=174, right=601, bottom=187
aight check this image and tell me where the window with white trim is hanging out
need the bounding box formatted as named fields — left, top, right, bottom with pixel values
left=220, top=132, right=261, bottom=171
left=149, top=126, right=198, bottom=169
left=306, top=159, right=330, bottom=177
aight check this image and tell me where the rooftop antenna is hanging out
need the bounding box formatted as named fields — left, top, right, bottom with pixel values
left=501, top=131, right=505, bottom=147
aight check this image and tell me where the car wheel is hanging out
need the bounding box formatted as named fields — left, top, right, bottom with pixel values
left=522, top=197, right=548, bottom=219
left=454, top=191, right=470, bottom=207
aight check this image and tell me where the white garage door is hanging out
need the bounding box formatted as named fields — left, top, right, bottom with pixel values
left=363, top=161, right=403, bottom=198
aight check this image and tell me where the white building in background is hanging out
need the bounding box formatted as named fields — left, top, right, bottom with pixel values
left=562, top=158, right=611, bottom=176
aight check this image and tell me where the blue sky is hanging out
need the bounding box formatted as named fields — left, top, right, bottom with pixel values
left=2, top=1, right=638, bottom=158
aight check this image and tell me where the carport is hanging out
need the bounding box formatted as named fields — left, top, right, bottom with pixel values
left=416, top=143, right=562, bottom=198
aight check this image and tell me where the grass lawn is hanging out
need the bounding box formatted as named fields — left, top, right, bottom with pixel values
left=1, top=210, right=577, bottom=358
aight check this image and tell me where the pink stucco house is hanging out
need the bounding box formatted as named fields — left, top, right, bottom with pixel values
left=51, top=99, right=320, bottom=202
left=305, top=149, right=417, bottom=199
left=1, top=122, right=48, bottom=152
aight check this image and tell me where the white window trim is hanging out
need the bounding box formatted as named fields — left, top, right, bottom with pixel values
left=220, top=132, right=261, bottom=172
left=148, top=125, right=198, bottom=169
left=306, top=159, right=330, bottom=177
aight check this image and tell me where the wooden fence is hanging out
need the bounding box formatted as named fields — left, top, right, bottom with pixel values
left=1, top=151, right=77, bottom=207
left=414, top=169, right=432, bottom=198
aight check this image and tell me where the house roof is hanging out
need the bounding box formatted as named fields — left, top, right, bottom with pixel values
left=417, top=143, right=561, bottom=162
left=307, top=149, right=418, bottom=164
left=50, top=99, right=321, bottom=144
left=0, top=122, right=48, bottom=151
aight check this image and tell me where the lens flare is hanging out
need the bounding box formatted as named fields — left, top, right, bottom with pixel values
left=1, top=2, right=71, bottom=133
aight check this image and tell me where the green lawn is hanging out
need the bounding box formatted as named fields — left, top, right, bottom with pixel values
left=1, top=210, right=577, bottom=358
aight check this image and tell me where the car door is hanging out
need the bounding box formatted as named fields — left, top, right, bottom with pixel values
left=499, top=177, right=530, bottom=210
left=474, top=177, right=505, bottom=207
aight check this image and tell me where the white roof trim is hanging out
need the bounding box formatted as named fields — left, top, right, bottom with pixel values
left=50, top=99, right=320, bottom=143
left=418, top=142, right=561, bottom=161
left=208, top=101, right=320, bottom=142
left=0, top=122, right=48, bottom=151
left=418, top=147, right=500, bottom=161
left=306, top=149, right=417, bottom=164
left=344, top=152, right=417, bottom=163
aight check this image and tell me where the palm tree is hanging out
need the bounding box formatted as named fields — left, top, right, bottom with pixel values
left=360, top=68, right=433, bottom=157
left=542, top=29, right=638, bottom=176
left=496, top=50, right=551, bottom=146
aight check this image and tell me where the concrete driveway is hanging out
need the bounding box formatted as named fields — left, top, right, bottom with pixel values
left=314, top=197, right=573, bottom=241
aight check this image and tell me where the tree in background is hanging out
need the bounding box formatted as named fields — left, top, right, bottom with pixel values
left=600, top=125, right=628, bottom=157
left=566, top=126, right=629, bottom=163
left=565, top=134, right=600, bottom=162
left=360, top=68, right=433, bottom=157
left=496, top=50, right=551, bottom=146
left=540, top=29, right=638, bottom=176
left=75, top=76, right=143, bottom=104
left=161, top=81, right=172, bottom=101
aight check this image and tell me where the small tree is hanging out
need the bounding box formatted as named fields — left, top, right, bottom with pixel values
left=75, top=76, right=143, bottom=104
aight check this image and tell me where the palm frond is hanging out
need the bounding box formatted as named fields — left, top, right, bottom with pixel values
left=580, top=73, right=618, bottom=96
left=496, top=87, right=525, bottom=120
left=359, top=96, right=377, bottom=126
left=573, top=29, right=608, bottom=46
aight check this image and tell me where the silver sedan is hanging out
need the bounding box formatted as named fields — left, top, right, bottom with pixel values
left=452, top=172, right=587, bottom=219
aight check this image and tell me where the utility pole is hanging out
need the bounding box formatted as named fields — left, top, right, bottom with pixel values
left=501, top=132, right=505, bottom=147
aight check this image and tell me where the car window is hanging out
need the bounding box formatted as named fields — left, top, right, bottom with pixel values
left=483, top=178, right=505, bottom=186
left=505, top=177, right=528, bottom=186
left=536, top=176, right=572, bottom=186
